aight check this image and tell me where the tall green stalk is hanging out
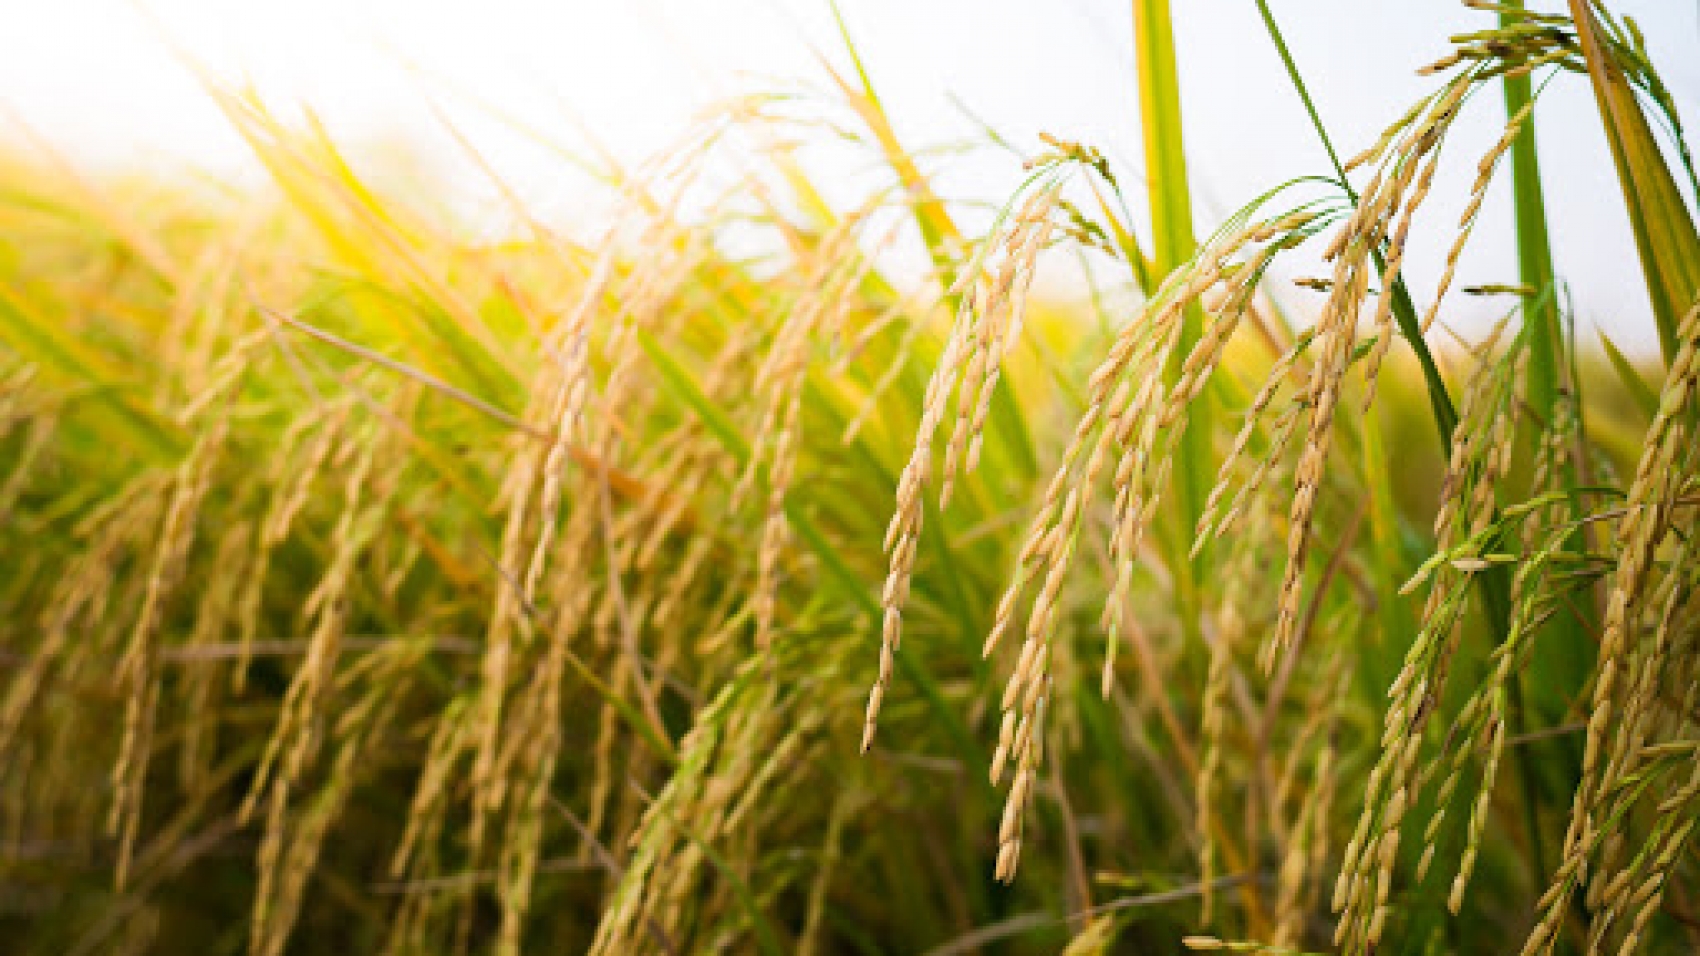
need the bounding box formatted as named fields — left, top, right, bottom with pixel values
left=1497, top=1, right=1593, bottom=890
left=1501, top=4, right=1562, bottom=411
left=1133, top=0, right=1213, bottom=622
left=1134, top=0, right=1278, bottom=933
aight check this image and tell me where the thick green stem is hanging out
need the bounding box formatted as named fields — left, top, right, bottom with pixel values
left=1501, top=17, right=1562, bottom=412
left=1133, top=0, right=1213, bottom=619
left=1498, top=0, right=1567, bottom=886
left=1136, top=0, right=1265, bottom=929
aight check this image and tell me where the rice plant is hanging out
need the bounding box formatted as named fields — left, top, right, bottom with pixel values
left=2, top=1, right=1697, bottom=954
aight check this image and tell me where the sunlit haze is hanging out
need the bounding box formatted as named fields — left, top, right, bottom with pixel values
left=5, top=0, right=1697, bottom=353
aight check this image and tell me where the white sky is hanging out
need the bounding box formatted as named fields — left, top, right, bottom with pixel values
left=3, top=0, right=1697, bottom=355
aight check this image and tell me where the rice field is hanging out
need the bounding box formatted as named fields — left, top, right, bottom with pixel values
left=2, top=2, right=1699, bottom=954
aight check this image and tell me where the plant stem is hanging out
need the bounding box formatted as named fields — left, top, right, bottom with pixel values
left=1134, top=0, right=1265, bottom=931
left=1252, top=0, right=1348, bottom=189
left=1133, top=0, right=1215, bottom=592
left=1501, top=19, right=1561, bottom=412
left=1498, top=0, right=1566, bottom=887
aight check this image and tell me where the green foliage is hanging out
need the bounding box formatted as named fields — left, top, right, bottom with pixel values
left=1, top=4, right=1698, bottom=955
